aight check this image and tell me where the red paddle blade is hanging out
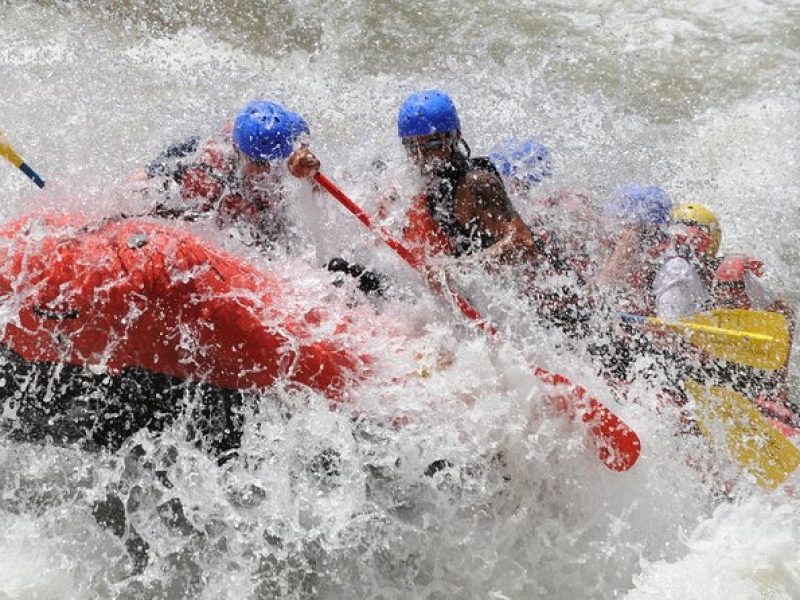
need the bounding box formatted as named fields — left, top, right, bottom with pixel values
left=534, top=368, right=641, bottom=471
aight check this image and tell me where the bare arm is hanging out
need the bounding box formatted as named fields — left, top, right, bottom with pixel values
left=589, top=227, right=642, bottom=288
left=454, top=170, right=537, bottom=265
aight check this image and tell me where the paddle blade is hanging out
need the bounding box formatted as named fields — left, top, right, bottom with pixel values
left=0, top=132, right=24, bottom=167
left=535, top=368, right=641, bottom=471
left=0, top=132, right=45, bottom=188
left=679, top=309, right=790, bottom=370
left=685, top=378, right=800, bottom=489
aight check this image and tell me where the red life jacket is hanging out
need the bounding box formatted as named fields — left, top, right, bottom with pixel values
left=712, top=254, right=764, bottom=309
left=402, top=193, right=561, bottom=275
left=403, top=184, right=567, bottom=277
left=402, top=193, right=456, bottom=265
left=621, top=234, right=672, bottom=315
left=178, top=122, right=236, bottom=210
left=172, top=123, right=286, bottom=241
left=419, top=156, right=502, bottom=258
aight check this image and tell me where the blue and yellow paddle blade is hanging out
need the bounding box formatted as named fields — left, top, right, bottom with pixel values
left=0, top=131, right=45, bottom=188
left=685, top=378, right=800, bottom=489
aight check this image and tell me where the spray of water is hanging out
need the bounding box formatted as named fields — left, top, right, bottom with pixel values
left=1, top=1, right=799, bottom=598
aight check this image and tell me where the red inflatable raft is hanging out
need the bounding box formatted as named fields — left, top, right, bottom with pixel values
left=0, top=213, right=371, bottom=398
left=0, top=213, right=373, bottom=453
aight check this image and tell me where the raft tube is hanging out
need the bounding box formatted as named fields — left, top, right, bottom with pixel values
left=0, top=213, right=371, bottom=452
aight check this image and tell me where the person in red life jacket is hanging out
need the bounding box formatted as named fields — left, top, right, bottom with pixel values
left=142, top=99, right=318, bottom=248
left=598, top=195, right=717, bottom=378
left=585, top=185, right=680, bottom=383
left=671, top=203, right=798, bottom=423
left=286, top=90, right=543, bottom=300
left=394, top=90, right=539, bottom=273
left=486, top=136, right=604, bottom=334
left=670, top=203, right=791, bottom=316
left=712, top=252, right=796, bottom=429
left=394, top=91, right=598, bottom=336
left=591, top=184, right=675, bottom=316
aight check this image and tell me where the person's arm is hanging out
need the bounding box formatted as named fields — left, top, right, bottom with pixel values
left=455, top=170, right=537, bottom=265
left=743, top=269, right=775, bottom=310
left=588, top=227, right=642, bottom=290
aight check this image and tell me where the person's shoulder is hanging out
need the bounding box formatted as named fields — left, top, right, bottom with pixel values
left=460, top=170, right=511, bottom=217
left=461, top=168, right=505, bottom=194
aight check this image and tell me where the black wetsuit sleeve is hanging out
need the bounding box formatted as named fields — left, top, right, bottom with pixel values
left=145, top=136, right=201, bottom=181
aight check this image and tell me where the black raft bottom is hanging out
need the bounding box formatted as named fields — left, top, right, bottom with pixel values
left=0, top=344, right=249, bottom=459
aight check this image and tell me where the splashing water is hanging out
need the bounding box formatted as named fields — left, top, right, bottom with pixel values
left=1, top=1, right=799, bottom=598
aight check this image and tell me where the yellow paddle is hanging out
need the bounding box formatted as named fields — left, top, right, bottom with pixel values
left=685, top=378, right=800, bottom=489
left=625, top=309, right=790, bottom=371
left=0, top=130, right=45, bottom=188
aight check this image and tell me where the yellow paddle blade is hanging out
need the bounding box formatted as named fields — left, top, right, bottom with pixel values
left=669, top=309, right=790, bottom=370
left=685, top=378, right=800, bottom=489
left=0, top=131, right=24, bottom=168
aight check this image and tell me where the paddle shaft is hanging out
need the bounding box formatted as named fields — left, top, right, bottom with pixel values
left=313, top=171, right=640, bottom=471
left=0, top=132, right=45, bottom=188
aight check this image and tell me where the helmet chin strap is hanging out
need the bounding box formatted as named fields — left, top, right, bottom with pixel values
left=456, top=134, right=470, bottom=158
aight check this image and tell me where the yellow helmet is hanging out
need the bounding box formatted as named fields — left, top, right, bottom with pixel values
left=671, top=202, right=721, bottom=257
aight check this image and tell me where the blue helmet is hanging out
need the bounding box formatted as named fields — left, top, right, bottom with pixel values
left=397, top=90, right=461, bottom=138
left=489, top=137, right=553, bottom=186
left=233, top=100, right=309, bottom=162
left=284, top=109, right=310, bottom=139
left=606, top=184, right=672, bottom=227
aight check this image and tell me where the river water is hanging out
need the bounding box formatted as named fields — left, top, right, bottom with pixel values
left=1, top=1, right=799, bottom=598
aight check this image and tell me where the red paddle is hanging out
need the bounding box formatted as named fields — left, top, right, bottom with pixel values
left=314, top=172, right=641, bottom=471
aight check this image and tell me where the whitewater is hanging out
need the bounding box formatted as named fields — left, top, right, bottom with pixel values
left=1, top=1, right=799, bottom=598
